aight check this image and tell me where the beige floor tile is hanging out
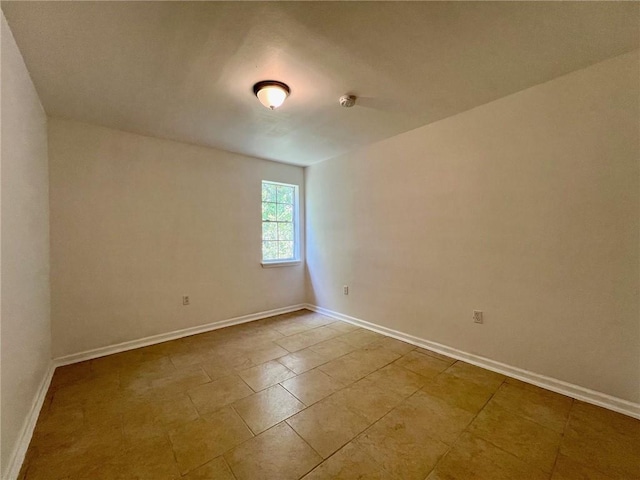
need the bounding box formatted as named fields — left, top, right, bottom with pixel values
left=310, top=337, right=359, bottom=359
left=270, top=321, right=314, bottom=338
left=302, top=442, right=394, bottom=480
left=50, top=371, right=120, bottom=407
left=415, top=347, right=456, bottom=365
left=304, top=313, right=338, bottom=327
left=444, top=361, right=505, bottom=391
left=370, top=336, right=416, bottom=355
left=331, top=378, right=404, bottom=423
left=421, top=372, right=495, bottom=414
left=269, top=312, right=336, bottom=337
left=551, top=454, right=616, bottom=480
left=188, top=375, right=253, bottom=415
left=276, top=325, right=343, bottom=352
left=182, top=456, right=236, bottom=480
left=270, top=317, right=322, bottom=337
left=366, top=363, right=427, bottom=397
left=278, top=348, right=332, bottom=374
left=287, top=395, right=371, bottom=458
left=126, top=365, right=211, bottom=400
left=233, top=384, right=306, bottom=434
left=30, top=402, right=85, bottom=448
left=398, top=389, right=475, bottom=445
left=569, top=400, right=640, bottom=442
left=282, top=368, right=345, bottom=406
left=121, top=394, right=199, bottom=444
left=326, top=321, right=361, bottom=334
left=355, top=403, right=449, bottom=480
left=246, top=342, right=290, bottom=365
left=225, top=422, right=322, bottom=480
left=560, top=401, right=640, bottom=478
left=49, top=361, right=93, bottom=390
left=490, top=381, right=572, bottom=432
left=319, top=345, right=400, bottom=385
left=469, top=402, right=562, bottom=473
left=26, top=424, right=126, bottom=479
left=214, top=350, right=257, bottom=371
left=77, top=436, right=181, bottom=480
left=394, top=350, right=451, bottom=379
left=169, top=347, right=217, bottom=370
left=83, top=393, right=128, bottom=428
left=118, top=356, right=179, bottom=387
left=340, top=329, right=385, bottom=348
left=199, top=359, right=235, bottom=381
left=238, top=325, right=285, bottom=344
left=426, top=432, right=548, bottom=480
left=238, top=360, right=296, bottom=391
left=147, top=366, right=211, bottom=398
left=169, top=407, right=253, bottom=474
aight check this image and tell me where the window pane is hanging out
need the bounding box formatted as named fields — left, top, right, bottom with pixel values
left=262, top=202, right=277, bottom=221
left=278, top=222, right=294, bottom=241
left=262, top=222, right=278, bottom=241
left=277, top=185, right=294, bottom=204
left=262, top=181, right=298, bottom=262
left=262, top=183, right=277, bottom=202
left=277, top=203, right=293, bottom=222
left=262, top=241, right=278, bottom=260
left=278, top=241, right=294, bottom=259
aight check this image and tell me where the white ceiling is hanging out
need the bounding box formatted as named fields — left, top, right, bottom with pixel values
left=2, top=1, right=638, bottom=166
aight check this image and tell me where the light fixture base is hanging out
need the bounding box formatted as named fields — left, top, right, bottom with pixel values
left=253, top=81, right=290, bottom=110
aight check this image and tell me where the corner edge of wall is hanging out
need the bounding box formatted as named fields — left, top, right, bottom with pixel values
left=4, top=362, right=55, bottom=480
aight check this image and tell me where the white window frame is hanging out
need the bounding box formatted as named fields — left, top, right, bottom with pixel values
left=261, top=180, right=301, bottom=268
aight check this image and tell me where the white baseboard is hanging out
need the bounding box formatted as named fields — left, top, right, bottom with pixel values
left=4, top=362, right=55, bottom=480
left=54, top=304, right=307, bottom=367
left=305, top=304, right=640, bottom=420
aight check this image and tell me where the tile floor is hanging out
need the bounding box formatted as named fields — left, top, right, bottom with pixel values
left=19, top=309, right=640, bottom=480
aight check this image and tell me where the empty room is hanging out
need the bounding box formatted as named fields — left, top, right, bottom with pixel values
left=1, top=2, right=639, bottom=479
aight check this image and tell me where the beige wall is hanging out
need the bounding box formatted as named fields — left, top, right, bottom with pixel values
left=305, top=51, right=640, bottom=403
left=1, top=12, right=51, bottom=476
left=48, top=118, right=305, bottom=358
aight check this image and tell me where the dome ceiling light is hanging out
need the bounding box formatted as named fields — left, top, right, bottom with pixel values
left=253, top=80, right=290, bottom=110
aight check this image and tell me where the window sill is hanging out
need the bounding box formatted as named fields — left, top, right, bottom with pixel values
left=261, top=260, right=302, bottom=268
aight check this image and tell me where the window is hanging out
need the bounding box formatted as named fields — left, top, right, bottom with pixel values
left=261, top=181, right=300, bottom=266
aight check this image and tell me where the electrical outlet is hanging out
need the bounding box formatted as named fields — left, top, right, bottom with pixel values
left=183, top=295, right=190, bottom=306
left=343, top=285, right=349, bottom=295
left=473, top=310, right=483, bottom=324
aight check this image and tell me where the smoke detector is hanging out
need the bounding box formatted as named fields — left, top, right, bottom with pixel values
left=339, top=95, right=356, bottom=108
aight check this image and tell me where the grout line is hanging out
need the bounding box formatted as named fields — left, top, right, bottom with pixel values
left=235, top=372, right=260, bottom=394
left=423, top=376, right=507, bottom=478
left=185, top=390, right=202, bottom=420
left=289, top=346, right=426, bottom=475
left=231, top=404, right=257, bottom=437
left=278, top=381, right=311, bottom=408
left=221, top=455, right=239, bottom=480
left=549, top=398, right=616, bottom=479
left=287, top=420, right=326, bottom=468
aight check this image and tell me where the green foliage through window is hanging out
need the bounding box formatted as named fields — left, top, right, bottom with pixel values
left=262, top=181, right=298, bottom=261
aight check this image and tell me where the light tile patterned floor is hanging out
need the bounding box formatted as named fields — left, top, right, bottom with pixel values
left=19, top=309, right=640, bottom=480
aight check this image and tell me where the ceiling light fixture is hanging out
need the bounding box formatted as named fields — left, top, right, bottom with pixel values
left=253, top=80, right=290, bottom=110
